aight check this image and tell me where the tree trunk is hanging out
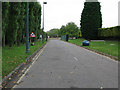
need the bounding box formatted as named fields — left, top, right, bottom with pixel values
left=2, top=34, right=5, bottom=47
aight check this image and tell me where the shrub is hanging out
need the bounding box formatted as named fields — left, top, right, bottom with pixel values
left=98, top=26, right=120, bottom=39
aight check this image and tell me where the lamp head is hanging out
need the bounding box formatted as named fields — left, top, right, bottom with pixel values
left=43, top=2, right=47, bottom=4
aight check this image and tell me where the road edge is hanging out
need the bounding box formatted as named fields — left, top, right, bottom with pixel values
left=1, top=41, right=48, bottom=89
left=61, top=40, right=118, bottom=62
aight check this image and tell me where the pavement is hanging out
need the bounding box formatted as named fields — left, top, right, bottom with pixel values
left=14, top=39, right=118, bottom=88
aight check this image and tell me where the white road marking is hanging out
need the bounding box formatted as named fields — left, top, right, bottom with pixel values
left=73, top=57, right=78, bottom=61
left=12, top=43, right=48, bottom=88
left=70, top=42, right=118, bottom=63
left=100, top=86, right=103, bottom=89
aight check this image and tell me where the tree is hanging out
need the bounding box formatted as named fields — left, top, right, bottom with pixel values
left=80, top=0, right=102, bottom=40
left=16, top=2, right=23, bottom=46
left=2, top=2, right=9, bottom=46
left=6, top=2, right=20, bottom=47
left=21, top=2, right=27, bottom=45
left=29, top=2, right=41, bottom=41
left=34, top=2, right=41, bottom=40
left=65, top=22, right=79, bottom=38
left=47, top=28, right=60, bottom=38
left=59, top=22, right=79, bottom=38
left=59, top=25, right=66, bottom=36
left=2, top=2, right=42, bottom=47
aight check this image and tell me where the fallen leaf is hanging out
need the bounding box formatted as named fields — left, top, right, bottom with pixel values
left=70, top=72, right=73, bottom=74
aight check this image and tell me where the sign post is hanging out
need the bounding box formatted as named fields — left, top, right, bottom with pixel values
left=29, top=32, right=36, bottom=46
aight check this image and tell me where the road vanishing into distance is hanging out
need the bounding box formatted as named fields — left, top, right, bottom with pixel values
left=14, top=39, right=118, bottom=88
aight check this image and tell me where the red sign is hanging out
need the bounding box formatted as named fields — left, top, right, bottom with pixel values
left=29, top=32, right=36, bottom=37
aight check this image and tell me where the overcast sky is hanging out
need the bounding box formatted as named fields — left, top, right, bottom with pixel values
left=38, top=0, right=119, bottom=32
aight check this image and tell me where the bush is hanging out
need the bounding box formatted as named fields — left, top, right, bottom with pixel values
left=98, top=26, right=120, bottom=39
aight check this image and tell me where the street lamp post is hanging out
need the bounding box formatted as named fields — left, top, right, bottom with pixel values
left=26, top=1, right=29, bottom=53
left=42, top=2, right=47, bottom=43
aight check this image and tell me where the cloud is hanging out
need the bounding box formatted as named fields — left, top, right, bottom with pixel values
left=39, top=0, right=119, bottom=31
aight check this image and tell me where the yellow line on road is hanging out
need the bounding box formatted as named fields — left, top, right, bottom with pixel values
left=12, top=43, right=48, bottom=89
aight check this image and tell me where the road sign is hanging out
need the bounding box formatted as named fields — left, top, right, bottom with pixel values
left=30, top=32, right=36, bottom=37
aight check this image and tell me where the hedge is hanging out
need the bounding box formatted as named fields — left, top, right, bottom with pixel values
left=98, top=26, right=120, bottom=39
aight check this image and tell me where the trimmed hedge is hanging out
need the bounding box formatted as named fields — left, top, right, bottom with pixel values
left=98, top=26, right=120, bottom=39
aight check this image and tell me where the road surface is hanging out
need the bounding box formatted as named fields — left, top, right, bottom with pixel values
left=14, top=39, right=118, bottom=88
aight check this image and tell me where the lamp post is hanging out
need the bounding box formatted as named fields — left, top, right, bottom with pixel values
left=42, top=2, right=47, bottom=43
left=26, top=1, right=29, bottom=53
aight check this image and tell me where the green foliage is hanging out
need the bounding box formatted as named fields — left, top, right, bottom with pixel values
left=59, top=25, right=66, bottom=36
left=29, top=2, right=42, bottom=40
left=98, top=26, right=120, bottom=39
left=5, top=2, right=20, bottom=47
left=47, top=28, right=60, bottom=38
left=2, top=2, right=42, bottom=47
left=65, top=22, right=79, bottom=38
left=59, top=22, right=80, bottom=38
left=80, top=2, right=102, bottom=40
left=17, top=2, right=25, bottom=46
left=47, top=22, right=80, bottom=38
left=2, top=2, right=10, bottom=46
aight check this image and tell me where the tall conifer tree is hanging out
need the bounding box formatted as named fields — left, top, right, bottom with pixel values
left=80, top=0, right=102, bottom=39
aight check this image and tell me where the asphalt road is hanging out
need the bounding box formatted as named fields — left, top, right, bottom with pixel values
left=14, top=39, right=118, bottom=88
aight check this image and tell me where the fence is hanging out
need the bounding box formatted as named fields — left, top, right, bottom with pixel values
left=61, top=35, right=69, bottom=41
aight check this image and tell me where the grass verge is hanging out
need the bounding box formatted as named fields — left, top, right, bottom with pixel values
left=2, top=40, right=46, bottom=78
left=68, top=39, right=119, bottom=60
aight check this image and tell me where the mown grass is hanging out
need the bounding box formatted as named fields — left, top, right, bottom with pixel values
left=2, top=40, right=46, bottom=78
left=69, top=39, right=119, bottom=60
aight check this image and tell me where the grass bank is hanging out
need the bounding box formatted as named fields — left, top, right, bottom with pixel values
left=2, top=40, right=46, bottom=78
left=68, top=39, right=119, bottom=60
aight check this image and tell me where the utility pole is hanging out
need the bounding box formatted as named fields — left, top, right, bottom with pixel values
left=26, top=0, right=29, bottom=53
left=42, top=2, right=47, bottom=43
